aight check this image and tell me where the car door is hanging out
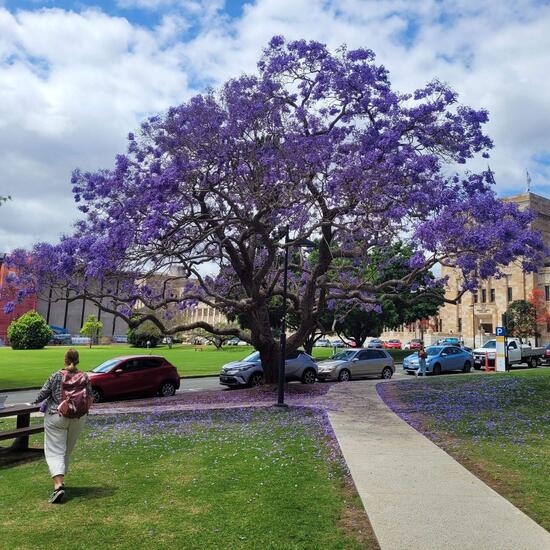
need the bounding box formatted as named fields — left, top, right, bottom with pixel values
left=364, top=349, right=386, bottom=375
left=507, top=340, right=521, bottom=362
left=439, top=347, right=453, bottom=371
left=347, top=350, right=366, bottom=377
left=284, top=350, right=301, bottom=379
left=137, top=357, right=164, bottom=393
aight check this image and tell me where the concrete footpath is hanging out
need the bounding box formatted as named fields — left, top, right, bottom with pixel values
left=328, top=380, right=550, bottom=550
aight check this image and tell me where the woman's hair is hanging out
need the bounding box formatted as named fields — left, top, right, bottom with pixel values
left=64, top=348, right=80, bottom=371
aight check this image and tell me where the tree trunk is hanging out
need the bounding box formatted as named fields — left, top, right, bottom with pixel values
left=248, top=302, right=280, bottom=384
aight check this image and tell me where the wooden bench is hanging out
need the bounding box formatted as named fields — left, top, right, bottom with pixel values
left=0, top=404, right=43, bottom=451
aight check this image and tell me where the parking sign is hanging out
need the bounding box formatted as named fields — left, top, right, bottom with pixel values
left=496, top=326, right=505, bottom=336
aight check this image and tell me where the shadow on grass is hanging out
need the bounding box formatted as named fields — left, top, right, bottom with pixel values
left=65, top=486, right=117, bottom=501
left=0, top=447, right=43, bottom=469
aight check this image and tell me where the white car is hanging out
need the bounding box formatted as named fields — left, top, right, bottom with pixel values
left=315, top=338, right=332, bottom=347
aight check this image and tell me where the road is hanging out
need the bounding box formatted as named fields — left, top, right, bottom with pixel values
left=1, top=376, right=225, bottom=406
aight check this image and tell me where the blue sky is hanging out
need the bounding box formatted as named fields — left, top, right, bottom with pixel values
left=1, top=0, right=550, bottom=249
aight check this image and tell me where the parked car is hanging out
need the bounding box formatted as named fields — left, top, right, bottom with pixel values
left=112, top=334, right=128, bottom=344
left=404, top=339, right=423, bottom=350
left=219, top=350, right=317, bottom=387
left=384, top=339, right=402, bottom=349
left=437, top=337, right=461, bottom=346
left=367, top=338, right=384, bottom=349
left=317, top=348, right=394, bottom=382
left=331, top=340, right=345, bottom=348
left=315, top=338, right=332, bottom=347
left=227, top=338, right=240, bottom=346
left=87, top=355, right=180, bottom=402
left=403, top=346, right=473, bottom=375
left=472, top=338, right=544, bottom=369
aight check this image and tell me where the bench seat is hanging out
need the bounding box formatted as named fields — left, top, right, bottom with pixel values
left=0, top=426, right=44, bottom=441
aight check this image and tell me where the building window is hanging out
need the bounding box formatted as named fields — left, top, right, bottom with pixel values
left=474, top=293, right=478, bottom=304
left=545, top=285, right=550, bottom=302
left=507, top=287, right=513, bottom=301
left=490, top=289, right=495, bottom=303
left=481, top=289, right=487, bottom=303
left=438, top=319, right=443, bottom=332
left=458, top=318, right=462, bottom=333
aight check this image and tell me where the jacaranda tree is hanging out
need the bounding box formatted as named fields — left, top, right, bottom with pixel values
left=4, top=37, right=544, bottom=382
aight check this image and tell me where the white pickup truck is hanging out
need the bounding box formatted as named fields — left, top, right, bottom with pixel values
left=473, top=338, right=544, bottom=369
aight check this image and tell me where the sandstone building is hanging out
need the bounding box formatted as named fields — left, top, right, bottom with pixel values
left=383, top=192, right=550, bottom=347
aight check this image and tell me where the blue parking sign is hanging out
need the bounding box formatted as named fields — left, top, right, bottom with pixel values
left=496, top=326, right=506, bottom=336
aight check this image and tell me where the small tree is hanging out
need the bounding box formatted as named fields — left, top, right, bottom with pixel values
left=7, top=311, right=52, bottom=350
left=505, top=300, right=538, bottom=341
left=127, top=321, right=161, bottom=348
left=80, top=314, right=103, bottom=348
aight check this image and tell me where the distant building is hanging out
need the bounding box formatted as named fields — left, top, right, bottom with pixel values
left=383, top=192, right=550, bottom=347
left=0, top=258, right=227, bottom=342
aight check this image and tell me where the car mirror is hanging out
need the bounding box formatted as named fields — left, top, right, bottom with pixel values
left=441, top=353, right=448, bottom=356
left=114, top=368, right=123, bottom=375
left=352, top=358, right=359, bottom=362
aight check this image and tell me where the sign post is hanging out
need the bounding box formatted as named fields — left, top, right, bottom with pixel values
left=495, top=326, right=506, bottom=372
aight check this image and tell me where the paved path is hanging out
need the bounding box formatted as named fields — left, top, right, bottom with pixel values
left=327, top=380, right=550, bottom=550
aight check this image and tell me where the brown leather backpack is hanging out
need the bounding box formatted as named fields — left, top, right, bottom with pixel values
left=57, top=370, right=92, bottom=418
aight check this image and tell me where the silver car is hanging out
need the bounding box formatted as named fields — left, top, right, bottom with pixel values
left=219, top=350, right=318, bottom=387
left=317, top=348, right=395, bottom=382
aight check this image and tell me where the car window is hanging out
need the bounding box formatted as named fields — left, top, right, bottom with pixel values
left=374, top=350, right=387, bottom=358
left=286, top=350, right=300, bottom=360
left=92, top=359, right=121, bottom=373
left=426, top=346, right=442, bottom=356
left=138, top=358, right=162, bottom=369
left=508, top=341, right=518, bottom=350
left=357, top=351, right=370, bottom=360
left=482, top=341, right=496, bottom=349
left=447, top=347, right=460, bottom=355
left=332, top=350, right=357, bottom=361
left=243, top=352, right=260, bottom=362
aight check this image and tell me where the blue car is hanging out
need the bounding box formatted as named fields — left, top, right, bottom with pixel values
left=402, top=345, right=473, bottom=375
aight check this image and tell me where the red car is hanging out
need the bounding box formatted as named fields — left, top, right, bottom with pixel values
left=407, top=339, right=424, bottom=350
left=384, top=339, right=402, bottom=349
left=87, top=355, right=180, bottom=402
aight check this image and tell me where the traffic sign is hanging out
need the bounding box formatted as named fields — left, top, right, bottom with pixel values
left=496, top=326, right=506, bottom=336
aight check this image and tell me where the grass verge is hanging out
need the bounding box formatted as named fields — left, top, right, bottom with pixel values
left=378, top=368, right=550, bottom=530
left=0, top=407, right=378, bottom=549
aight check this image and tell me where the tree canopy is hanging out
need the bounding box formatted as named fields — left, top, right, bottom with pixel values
left=4, top=36, right=544, bottom=381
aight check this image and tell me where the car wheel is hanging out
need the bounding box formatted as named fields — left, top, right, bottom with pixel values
left=381, top=367, right=393, bottom=379
left=463, top=361, right=472, bottom=373
left=301, top=368, right=316, bottom=384
left=91, top=387, right=103, bottom=403
left=338, top=369, right=351, bottom=382
left=433, top=363, right=442, bottom=376
left=159, top=381, right=176, bottom=397
left=249, top=372, right=264, bottom=387
left=530, top=357, right=538, bottom=368
left=473, top=364, right=481, bottom=370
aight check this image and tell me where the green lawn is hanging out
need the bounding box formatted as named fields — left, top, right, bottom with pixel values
left=378, top=368, right=550, bottom=530
left=0, top=408, right=376, bottom=549
left=0, top=344, right=407, bottom=391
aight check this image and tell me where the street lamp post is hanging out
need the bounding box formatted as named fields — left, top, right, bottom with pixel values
left=275, top=227, right=315, bottom=408
left=276, top=227, right=290, bottom=408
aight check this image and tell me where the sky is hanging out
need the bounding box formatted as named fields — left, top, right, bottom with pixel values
left=1, top=0, right=550, bottom=251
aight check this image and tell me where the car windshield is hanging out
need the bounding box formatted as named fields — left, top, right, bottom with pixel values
left=482, top=341, right=496, bottom=349
left=92, top=359, right=121, bottom=373
left=426, top=346, right=443, bottom=356
left=331, top=350, right=357, bottom=361
left=242, top=351, right=260, bottom=362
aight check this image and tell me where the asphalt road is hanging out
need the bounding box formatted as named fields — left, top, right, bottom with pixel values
left=1, top=376, right=225, bottom=406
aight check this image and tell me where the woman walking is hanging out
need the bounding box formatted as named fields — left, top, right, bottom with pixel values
left=33, top=348, right=92, bottom=503
left=417, top=345, right=428, bottom=377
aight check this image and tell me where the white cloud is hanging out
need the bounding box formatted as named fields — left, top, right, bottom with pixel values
left=1, top=0, right=550, bottom=251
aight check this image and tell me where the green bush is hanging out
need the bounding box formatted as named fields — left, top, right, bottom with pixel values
left=7, top=311, right=52, bottom=350
left=127, top=322, right=161, bottom=348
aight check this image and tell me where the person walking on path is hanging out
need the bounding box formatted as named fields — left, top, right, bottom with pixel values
left=417, top=345, right=428, bottom=377
left=33, top=348, right=92, bottom=503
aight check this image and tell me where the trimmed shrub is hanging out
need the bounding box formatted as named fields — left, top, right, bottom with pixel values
left=127, top=322, right=161, bottom=348
left=7, top=311, right=52, bottom=350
